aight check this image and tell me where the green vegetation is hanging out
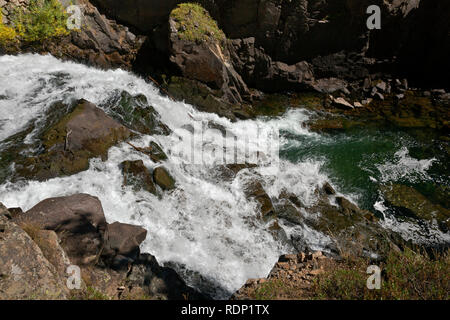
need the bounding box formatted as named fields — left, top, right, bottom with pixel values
left=0, top=0, right=70, bottom=45
left=252, top=280, right=293, bottom=300
left=313, top=248, right=450, bottom=300
left=70, top=286, right=111, bottom=300
left=170, top=3, right=226, bottom=44
left=0, top=9, right=17, bottom=44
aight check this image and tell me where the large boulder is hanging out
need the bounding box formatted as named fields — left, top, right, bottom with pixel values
left=168, top=4, right=251, bottom=110
left=0, top=204, right=69, bottom=299
left=13, top=194, right=107, bottom=265
left=14, top=99, right=131, bottom=181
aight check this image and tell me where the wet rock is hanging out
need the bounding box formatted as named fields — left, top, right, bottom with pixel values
left=243, top=180, right=275, bottom=220
left=381, top=184, right=450, bottom=232
left=166, top=76, right=246, bottom=121
left=15, top=99, right=131, bottom=181
left=322, top=182, right=336, bottom=195
left=108, top=91, right=170, bottom=135
left=121, top=160, right=158, bottom=195
left=13, top=194, right=107, bottom=266
left=153, top=166, right=176, bottom=191
left=127, top=141, right=168, bottom=163
left=0, top=204, right=69, bottom=299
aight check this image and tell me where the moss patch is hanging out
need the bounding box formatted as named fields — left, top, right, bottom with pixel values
left=170, top=3, right=225, bottom=44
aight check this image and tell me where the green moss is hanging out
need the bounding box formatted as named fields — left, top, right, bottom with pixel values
left=170, top=3, right=225, bottom=44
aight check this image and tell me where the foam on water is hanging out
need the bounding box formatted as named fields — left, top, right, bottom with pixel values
left=376, top=147, right=436, bottom=183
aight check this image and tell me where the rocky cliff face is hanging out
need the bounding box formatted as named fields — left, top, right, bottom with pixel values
left=91, top=0, right=449, bottom=89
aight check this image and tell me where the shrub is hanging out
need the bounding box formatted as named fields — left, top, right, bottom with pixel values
left=13, top=0, right=69, bottom=42
left=0, top=9, right=17, bottom=44
left=170, top=3, right=226, bottom=44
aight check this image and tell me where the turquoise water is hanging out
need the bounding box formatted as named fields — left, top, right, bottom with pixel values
left=280, top=125, right=449, bottom=213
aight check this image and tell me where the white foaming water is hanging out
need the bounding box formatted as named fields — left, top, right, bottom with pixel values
left=0, top=54, right=334, bottom=298
left=376, top=147, right=436, bottom=183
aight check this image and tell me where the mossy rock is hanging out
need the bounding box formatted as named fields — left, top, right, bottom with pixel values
left=381, top=184, right=450, bottom=232
left=170, top=3, right=226, bottom=45
left=153, top=166, right=176, bottom=191
left=14, top=100, right=131, bottom=181
left=107, top=91, right=170, bottom=136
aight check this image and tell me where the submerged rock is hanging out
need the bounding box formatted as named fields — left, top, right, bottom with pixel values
left=381, top=184, right=450, bottom=232
left=275, top=186, right=395, bottom=259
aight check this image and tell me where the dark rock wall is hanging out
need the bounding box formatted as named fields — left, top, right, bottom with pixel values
left=90, top=0, right=449, bottom=89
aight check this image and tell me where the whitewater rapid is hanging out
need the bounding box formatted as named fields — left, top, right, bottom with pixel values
left=0, top=54, right=447, bottom=297
left=0, top=54, right=333, bottom=298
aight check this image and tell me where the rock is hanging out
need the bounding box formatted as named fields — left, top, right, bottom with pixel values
left=121, top=160, right=158, bottom=195
left=102, top=222, right=147, bottom=268
left=243, top=180, right=275, bottom=220
left=125, top=253, right=208, bottom=300
left=381, top=184, right=450, bottom=232
left=376, top=81, right=387, bottom=92
left=229, top=37, right=314, bottom=92
left=168, top=5, right=250, bottom=110
left=332, top=97, right=354, bottom=109
left=14, top=100, right=131, bottom=181
left=322, top=182, right=336, bottom=195
left=128, top=141, right=168, bottom=163
left=14, top=194, right=107, bottom=265
left=1, top=0, right=144, bottom=70
left=166, top=76, right=248, bottom=121
left=0, top=204, right=69, bottom=299
left=153, top=167, right=176, bottom=191
left=107, top=91, right=170, bottom=135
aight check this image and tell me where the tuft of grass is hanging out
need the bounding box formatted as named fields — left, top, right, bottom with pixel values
left=70, top=286, right=110, bottom=300
left=313, top=248, right=450, bottom=300
left=11, top=0, right=70, bottom=42
left=170, top=3, right=226, bottom=44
